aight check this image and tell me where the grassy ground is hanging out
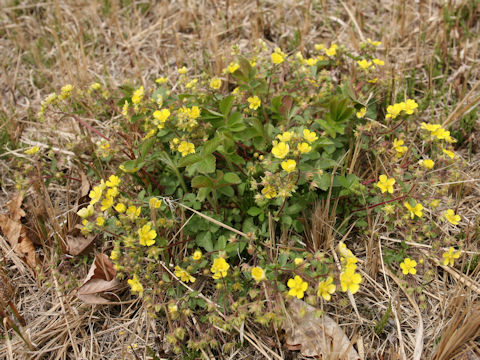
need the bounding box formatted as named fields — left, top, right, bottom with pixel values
left=0, top=0, right=479, bottom=359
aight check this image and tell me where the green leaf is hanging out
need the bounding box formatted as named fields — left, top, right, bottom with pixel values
left=191, top=175, right=213, bottom=188
left=197, top=231, right=213, bottom=252
left=219, top=96, right=235, bottom=117
left=196, top=187, right=210, bottom=202
left=227, top=111, right=245, bottom=132
left=223, top=172, right=241, bottom=184
left=178, top=153, right=203, bottom=167
left=247, top=207, right=263, bottom=216
left=139, top=137, right=156, bottom=159
left=202, top=136, right=223, bottom=156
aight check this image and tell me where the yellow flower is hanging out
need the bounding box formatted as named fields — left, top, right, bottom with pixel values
left=281, top=159, right=296, bottom=173
left=421, top=122, right=441, bottom=133
left=174, top=266, right=195, bottom=283
left=442, top=247, right=460, bottom=266
left=153, top=108, right=170, bottom=126
left=149, top=197, right=162, bottom=209
left=303, top=129, right=318, bottom=143
left=211, top=257, right=230, bottom=279
left=168, top=303, right=178, bottom=314
left=89, top=186, right=103, bottom=205
left=131, top=86, right=144, bottom=105
left=155, top=77, right=168, bottom=84
left=24, top=146, right=40, bottom=155
left=277, top=131, right=292, bottom=142
left=297, top=142, right=312, bottom=154
left=294, top=257, right=304, bottom=266
left=271, top=52, right=285, bottom=65
left=287, top=275, right=308, bottom=299
left=138, top=223, right=157, bottom=247
left=402, top=99, right=418, bottom=114
left=251, top=266, right=266, bottom=283
left=356, top=107, right=366, bottom=118
left=128, top=275, right=144, bottom=295
left=114, top=203, right=126, bottom=213
left=372, top=58, right=385, bottom=66
left=367, top=78, right=378, bottom=83
left=106, top=187, right=119, bottom=198
left=96, top=216, right=105, bottom=226
left=317, top=276, right=336, bottom=301
left=376, top=174, right=395, bottom=194
left=227, top=62, right=239, bottom=73
left=314, top=43, right=325, bottom=51
left=404, top=201, right=423, bottom=219
left=367, top=38, right=382, bottom=46
left=110, top=248, right=121, bottom=261
left=324, top=44, right=338, bottom=57
left=305, top=58, right=318, bottom=66
left=400, top=258, right=417, bottom=275
left=385, top=103, right=403, bottom=119
left=247, top=95, right=261, bottom=110
left=340, top=268, right=362, bottom=294
left=419, top=159, right=434, bottom=169
left=271, top=141, right=289, bottom=159
left=126, top=205, right=141, bottom=220
left=357, top=59, right=372, bottom=70
left=393, top=138, right=407, bottom=157
left=178, top=141, right=195, bottom=157
left=444, top=209, right=461, bottom=225
left=192, top=250, right=202, bottom=261
left=261, top=185, right=277, bottom=199
left=77, top=205, right=94, bottom=218
left=100, top=195, right=114, bottom=211
left=442, top=148, right=455, bottom=159
left=210, top=77, right=222, bottom=90
left=106, top=175, right=121, bottom=188
left=177, top=66, right=188, bottom=74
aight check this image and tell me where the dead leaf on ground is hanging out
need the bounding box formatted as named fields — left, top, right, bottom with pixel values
left=283, top=297, right=360, bottom=359
left=0, top=193, right=39, bottom=270
left=66, top=233, right=95, bottom=256
left=77, top=253, right=121, bottom=304
left=79, top=172, right=90, bottom=198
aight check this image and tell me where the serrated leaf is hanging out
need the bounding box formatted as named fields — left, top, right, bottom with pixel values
left=219, top=95, right=235, bottom=116
left=223, top=172, right=241, bottom=184
left=191, top=175, right=213, bottom=188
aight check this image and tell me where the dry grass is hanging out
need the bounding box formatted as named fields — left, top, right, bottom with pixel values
left=0, top=0, right=479, bottom=359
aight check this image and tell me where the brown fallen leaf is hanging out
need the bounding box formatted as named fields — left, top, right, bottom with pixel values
left=0, top=193, right=39, bottom=270
left=283, top=297, right=360, bottom=360
left=77, top=253, right=120, bottom=304
left=66, top=233, right=95, bottom=256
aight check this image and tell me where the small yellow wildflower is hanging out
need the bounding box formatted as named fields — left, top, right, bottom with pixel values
left=211, top=257, right=230, bottom=279
left=277, top=131, right=292, bottom=142
left=419, top=159, right=435, bottom=169
left=386, top=103, right=403, bottom=119
left=192, top=250, right=202, bottom=261
left=77, top=204, right=94, bottom=218
left=404, top=201, right=423, bottom=219
left=177, top=66, right=188, bottom=74
left=210, top=77, right=222, bottom=90
left=96, top=216, right=105, bottom=226
left=131, top=86, right=144, bottom=105
left=294, top=257, right=304, bottom=266
left=247, top=95, right=261, bottom=110
left=340, top=268, right=362, bottom=294
left=127, top=275, right=143, bottom=294
left=178, top=141, right=195, bottom=157
left=444, top=209, right=461, bottom=225
left=324, top=44, right=338, bottom=57
left=281, top=159, right=296, bottom=173
left=402, top=99, right=418, bottom=114
left=100, top=196, right=114, bottom=211
left=297, top=142, right=312, bottom=154
left=376, top=174, right=395, bottom=194
left=251, top=266, right=266, bottom=283
left=287, top=275, right=308, bottom=299
left=356, top=107, right=366, bottom=118
left=393, top=138, right=408, bottom=157
left=271, top=141, right=289, bottom=159
left=317, top=276, right=336, bottom=301
left=106, top=175, right=121, bottom=188
left=314, top=43, right=325, bottom=51
left=303, top=129, right=318, bottom=143
left=357, top=59, right=372, bottom=70
left=155, top=77, right=168, bottom=84
left=261, top=185, right=277, bottom=199
left=305, top=57, right=317, bottom=66
left=115, top=203, right=126, bottom=213
left=110, top=248, right=121, bottom=261
left=372, top=58, right=385, bottom=66
left=442, top=148, right=455, bottom=159
left=271, top=48, right=285, bottom=64
left=89, top=186, right=103, bottom=205
left=400, top=258, right=417, bottom=275
left=126, top=206, right=141, bottom=220
left=138, top=223, right=157, bottom=246
left=24, top=146, right=40, bottom=155
left=149, top=197, right=162, bottom=209
left=174, top=266, right=195, bottom=283
left=153, top=108, right=170, bottom=125
left=227, top=62, right=239, bottom=73
left=367, top=38, right=382, bottom=46
left=442, top=247, right=460, bottom=266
